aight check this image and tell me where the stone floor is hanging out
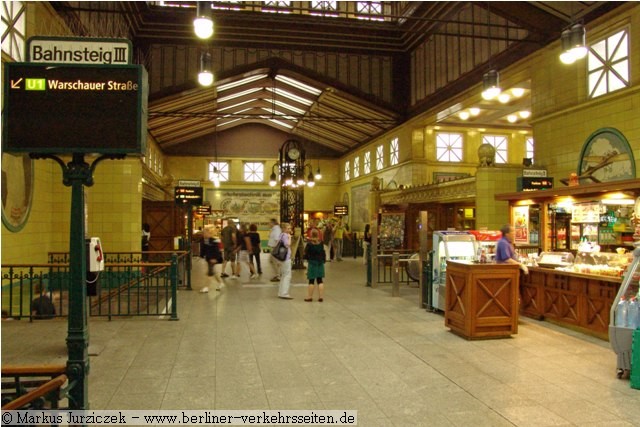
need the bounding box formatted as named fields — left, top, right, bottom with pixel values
left=2, top=255, right=638, bottom=426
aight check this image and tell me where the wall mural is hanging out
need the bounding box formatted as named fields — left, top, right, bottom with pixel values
left=351, top=183, right=370, bottom=232
left=578, top=128, right=635, bottom=183
left=206, top=188, right=279, bottom=228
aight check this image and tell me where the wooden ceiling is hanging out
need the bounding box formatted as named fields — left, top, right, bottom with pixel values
left=52, top=1, right=625, bottom=157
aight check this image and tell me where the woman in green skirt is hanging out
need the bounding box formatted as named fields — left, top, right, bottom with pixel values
left=304, top=229, right=326, bottom=302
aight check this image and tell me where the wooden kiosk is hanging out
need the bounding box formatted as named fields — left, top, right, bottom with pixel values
left=445, top=261, right=521, bottom=339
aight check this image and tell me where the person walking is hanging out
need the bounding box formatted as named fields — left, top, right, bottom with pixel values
left=333, top=219, right=349, bottom=261
left=268, top=218, right=282, bottom=282
left=221, top=220, right=239, bottom=279
left=237, top=223, right=259, bottom=280
left=248, top=223, right=262, bottom=275
left=323, top=220, right=334, bottom=262
left=304, top=229, right=326, bottom=302
left=277, top=222, right=293, bottom=299
left=202, top=233, right=224, bottom=291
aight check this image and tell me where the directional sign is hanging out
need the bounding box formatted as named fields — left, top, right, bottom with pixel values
left=334, top=204, right=349, bottom=216
left=196, top=205, right=212, bottom=215
left=175, top=187, right=203, bottom=205
left=2, top=63, right=148, bottom=155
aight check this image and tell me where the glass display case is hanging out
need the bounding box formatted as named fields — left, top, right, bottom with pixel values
left=536, top=251, right=574, bottom=268
left=432, top=231, right=478, bottom=311
left=609, top=246, right=640, bottom=378
left=556, top=251, right=632, bottom=277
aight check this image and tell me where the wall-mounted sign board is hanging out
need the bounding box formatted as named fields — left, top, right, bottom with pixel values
left=27, top=36, right=132, bottom=65
left=334, top=204, right=349, bottom=216
left=517, top=177, right=554, bottom=192
left=2, top=63, right=148, bottom=155
left=175, top=187, right=203, bottom=205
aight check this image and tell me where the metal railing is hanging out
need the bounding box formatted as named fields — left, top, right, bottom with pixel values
left=1, top=251, right=187, bottom=321
left=374, top=250, right=419, bottom=287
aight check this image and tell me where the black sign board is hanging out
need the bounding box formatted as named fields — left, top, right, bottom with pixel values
left=175, top=187, right=203, bottom=205
left=334, top=204, right=349, bottom=216
left=196, top=205, right=212, bottom=215
left=517, top=177, right=554, bottom=192
left=2, top=63, right=148, bottom=155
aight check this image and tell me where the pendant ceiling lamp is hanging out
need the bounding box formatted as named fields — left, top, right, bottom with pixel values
left=194, top=1, right=214, bottom=39
left=559, top=23, right=587, bottom=65
left=198, top=51, right=214, bottom=87
left=481, top=69, right=501, bottom=100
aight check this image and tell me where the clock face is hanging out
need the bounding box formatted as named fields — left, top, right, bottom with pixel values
left=287, top=147, right=300, bottom=160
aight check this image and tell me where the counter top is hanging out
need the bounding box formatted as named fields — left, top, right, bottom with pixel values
left=527, top=266, right=623, bottom=283
left=447, top=260, right=520, bottom=268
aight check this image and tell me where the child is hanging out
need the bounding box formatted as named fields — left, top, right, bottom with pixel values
left=303, top=229, right=326, bottom=302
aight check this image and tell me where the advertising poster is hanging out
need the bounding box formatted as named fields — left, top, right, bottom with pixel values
left=513, top=206, right=529, bottom=244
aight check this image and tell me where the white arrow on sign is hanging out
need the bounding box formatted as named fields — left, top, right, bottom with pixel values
left=10, top=78, right=23, bottom=89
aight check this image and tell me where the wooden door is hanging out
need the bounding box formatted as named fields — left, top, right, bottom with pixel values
left=142, top=201, right=185, bottom=252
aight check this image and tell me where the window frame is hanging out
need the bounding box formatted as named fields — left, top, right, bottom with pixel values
left=376, top=145, right=384, bottom=170
left=588, top=28, right=630, bottom=98
left=363, top=151, right=371, bottom=174
left=209, top=161, right=230, bottom=182
left=482, top=135, right=508, bottom=164
left=243, top=161, right=264, bottom=182
left=389, top=138, right=399, bottom=166
left=435, top=132, right=464, bottom=162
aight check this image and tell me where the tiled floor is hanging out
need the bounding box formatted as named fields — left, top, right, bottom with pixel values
left=2, top=255, right=639, bottom=426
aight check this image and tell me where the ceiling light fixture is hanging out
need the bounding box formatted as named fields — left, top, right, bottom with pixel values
left=469, top=107, right=480, bottom=116
left=194, top=1, right=214, bottom=39
left=511, top=87, right=525, bottom=98
left=481, top=69, right=501, bottom=100
left=507, top=114, right=518, bottom=123
left=498, top=93, right=511, bottom=104
left=459, top=111, right=470, bottom=120
left=518, top=110, right=531, bottom=119
left=559, top=23, right=587, bottom=64
left=198, top=52, right=214, bottom=86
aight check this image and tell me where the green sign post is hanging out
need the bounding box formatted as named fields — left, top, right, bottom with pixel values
left=3, top=62, right=148, bottom=411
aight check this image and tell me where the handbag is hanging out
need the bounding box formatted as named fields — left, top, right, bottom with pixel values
left=271, top=236, right=288, bottom=262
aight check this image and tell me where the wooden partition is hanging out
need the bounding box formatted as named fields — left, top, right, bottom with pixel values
left=445, top=261, right=520, bottom=339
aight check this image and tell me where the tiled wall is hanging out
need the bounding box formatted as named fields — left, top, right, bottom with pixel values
left=475, top=167, right=522, bottom=230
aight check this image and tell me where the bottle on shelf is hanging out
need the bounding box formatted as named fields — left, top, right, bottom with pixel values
left=627, top=296, right=639, bottom=329
left=615, top=296, right=628, bottom=328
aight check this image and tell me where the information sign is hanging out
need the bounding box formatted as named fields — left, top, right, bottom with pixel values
left=178, top=180, right=201, bottom=187
left=334, top=204, right=349, bottom=216
left=517, top=177, right=554, bottom=191
left=27, top=36, right=132, bottom=65
left=522, top=169, right=548, bottom=177
left=196, top=205, right=212, bottom=215
left=175, top=187, right=203, bottom=205
left=2, top=63, right=148, bottom=155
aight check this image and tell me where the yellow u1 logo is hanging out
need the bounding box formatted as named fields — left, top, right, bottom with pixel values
left=25, top=78, right=46, bottom=90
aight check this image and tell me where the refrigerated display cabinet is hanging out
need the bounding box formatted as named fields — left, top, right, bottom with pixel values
left=432, top=231, right=478, bottom=311
left=609, top=245, right=640, bottom=379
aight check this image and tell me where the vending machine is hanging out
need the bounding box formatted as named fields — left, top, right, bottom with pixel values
left=432, top=231, right=478, bottom=311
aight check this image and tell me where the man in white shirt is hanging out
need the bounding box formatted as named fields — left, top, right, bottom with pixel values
left=268, top=218, right=282, bottom=281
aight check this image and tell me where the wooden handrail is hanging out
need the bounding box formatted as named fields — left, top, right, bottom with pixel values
left=1, top=365, right=66, bottom=377
left=1, top=374, right=67, bottom=410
